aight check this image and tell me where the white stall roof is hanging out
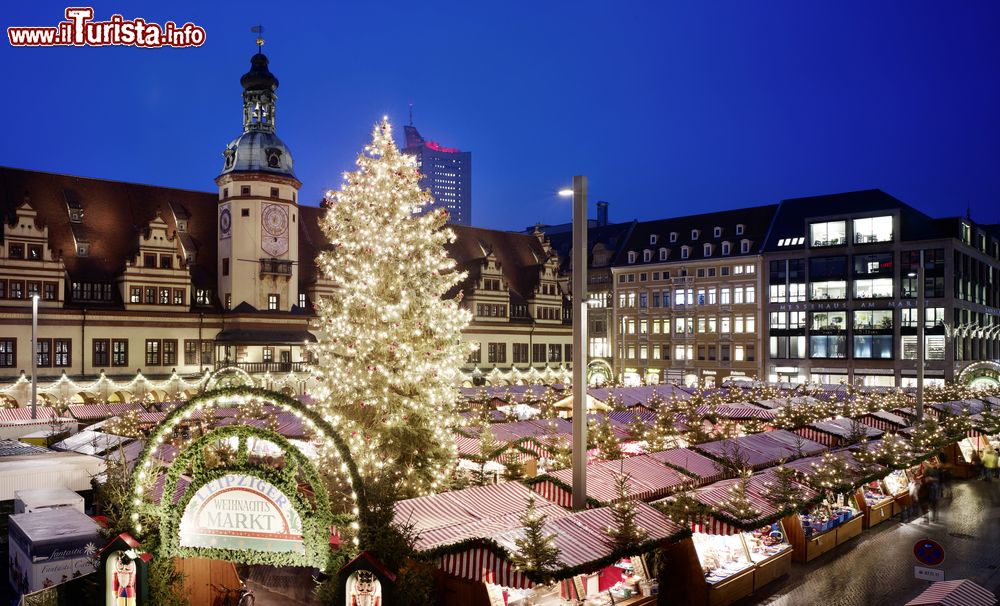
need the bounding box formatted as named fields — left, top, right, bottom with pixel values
left=15, top=487, right=84, bottom=511
left=51, top=430, right=131, bottom=456
left=0, top=452, right=104, bottom=501
left=9, top=507, right=99, bottom=544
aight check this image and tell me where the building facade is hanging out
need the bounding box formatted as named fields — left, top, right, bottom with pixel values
left=448, top=226, right=572, bottom=383
left=761, top=190, right=1000, bottom=387
left=540, top=201, right=636, bottom=385
left=611, top=206, right=776, bottom=387
left=402, top=122, right=472, bottom=226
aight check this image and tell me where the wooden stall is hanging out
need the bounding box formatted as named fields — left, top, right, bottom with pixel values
left=854, top=481, right=894, bottom=529
left=782, top=500, right=863, bottom=563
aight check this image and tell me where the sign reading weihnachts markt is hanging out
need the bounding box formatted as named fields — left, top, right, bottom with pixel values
left=178, top=474, right=305, bottom=554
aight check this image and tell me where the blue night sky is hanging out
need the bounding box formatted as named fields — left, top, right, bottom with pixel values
left=2, top=1, right=999, bottom=231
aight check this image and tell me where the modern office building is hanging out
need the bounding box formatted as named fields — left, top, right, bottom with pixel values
left=402, top=122, right=472, bottom=226
left=610, top=206, right=777, bottom=386
left=761, top=189, right=1000, bottom=387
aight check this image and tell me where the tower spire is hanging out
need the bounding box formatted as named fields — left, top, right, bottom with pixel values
left=251, top=25, right=264, bottom=54
left=409, top=103, right=414, bottom=126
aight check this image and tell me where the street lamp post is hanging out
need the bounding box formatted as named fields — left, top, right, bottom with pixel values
left=31, top=294, right=39, bottom=420
left=908, top=250, right=925, bottom=421
left=560, top=176, right=588, bottom=510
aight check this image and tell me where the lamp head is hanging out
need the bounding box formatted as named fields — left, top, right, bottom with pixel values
left=558, top=188, right=574, bottom=198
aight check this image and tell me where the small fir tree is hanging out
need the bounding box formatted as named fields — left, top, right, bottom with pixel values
left=589, top=416, right=623, bottom=461
left=717, top=469, right=761, bottom=522
left=605, top=470, right=649, bottom=552
left=759, top=464, right=805, bottom=512
left=511, top=497, right=561, bottom=584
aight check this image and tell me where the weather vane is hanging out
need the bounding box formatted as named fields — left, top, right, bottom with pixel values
left=251, top=25, right=264, bottom=51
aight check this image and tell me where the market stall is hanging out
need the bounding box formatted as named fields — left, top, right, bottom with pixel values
left=881, top=468, right=912, bottom=516
left=648, top=448, right=726, bottom=486
left=781, top=495, right=862, bottom=563
left=656, top=468, right=811, bottom=605
left=853, top=479, right=894, bottom=529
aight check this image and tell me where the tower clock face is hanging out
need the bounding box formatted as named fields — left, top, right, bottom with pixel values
left=219, top=206, right=232, bottom=238
left=262, top=204, right=288, bottom=236
left=260, top=203, right=289, bottom=257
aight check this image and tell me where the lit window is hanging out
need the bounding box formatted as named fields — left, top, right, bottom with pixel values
left=853, top=216, right=893, bottom=244
left=810, top=221, right=846, bottom=247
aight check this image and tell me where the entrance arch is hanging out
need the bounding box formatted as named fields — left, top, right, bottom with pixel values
left=958, top=361, right=1000, bottom=390
left=204, top=366, right=256, bottom=391
left=586, top=360, right=613, bottom=386
left=126, top=387, right=366, bottom=569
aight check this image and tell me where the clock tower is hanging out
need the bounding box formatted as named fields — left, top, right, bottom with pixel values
left=215, top=46, right=301, bottom=312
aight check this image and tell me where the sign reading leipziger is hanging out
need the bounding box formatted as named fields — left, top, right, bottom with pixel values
left=179, top=474, right=305, bottom=554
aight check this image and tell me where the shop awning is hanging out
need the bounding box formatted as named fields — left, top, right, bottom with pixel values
left=904, top=579, right=997, bottom=606
left=214, top=329, right=316, bottom=345
left=67, top=402, right=146, bottom=421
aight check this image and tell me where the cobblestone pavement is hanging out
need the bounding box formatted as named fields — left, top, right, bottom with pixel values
left=738, top=478, right=1000, bottom=606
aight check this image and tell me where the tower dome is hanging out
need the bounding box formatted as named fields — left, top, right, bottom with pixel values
left=219, top=51, right=296, bottom=180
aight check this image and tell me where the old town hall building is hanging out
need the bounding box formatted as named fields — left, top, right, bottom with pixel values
left=0, top=51, right=573, bottom=402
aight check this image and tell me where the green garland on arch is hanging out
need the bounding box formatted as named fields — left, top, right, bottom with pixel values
left=126, top=387, right=366, bottom=571
left=154, top=423, right=337, bottom=569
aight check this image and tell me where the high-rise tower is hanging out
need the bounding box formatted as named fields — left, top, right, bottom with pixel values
left=402, top=119, right=472, bottom=226
left=215, top=47, right=301, bottom=312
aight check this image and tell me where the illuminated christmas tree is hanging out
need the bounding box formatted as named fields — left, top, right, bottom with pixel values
left=310, top=117, right=471, bottom=498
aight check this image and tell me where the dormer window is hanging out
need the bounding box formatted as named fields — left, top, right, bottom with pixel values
left=736, top=224, right=745, bottom=235
left=69, top=209, right=82, bottom=223
left=691, top=229, right=700, bottom=240
left=722, top=241, right=731, bottom=256
left=659, top=248, right=668, bottom=261
left=681, top=246, right=690, bottom=259
left=223, top=149, right=236, bottom=170
left=265, top=147, right=283, bottom=169
left=643, top=249, right=652, bottom=262
left=628, top=251, right=637, bottom=264
left=669, top=232, right=678, bottom=243
left=704, top=243, right=713, bottom=257
left=176, top=220, right=188, bottom=232
left=77, top=243, right=90, bottom=257
left=649, top=234, right=658, bottom=245
left=714, top=227, right=722, bottom=238
left=741, top=239, right=751, bottom=254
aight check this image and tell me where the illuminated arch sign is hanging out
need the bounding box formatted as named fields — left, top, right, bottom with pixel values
left=959, top=361, right=1000, bottom=390
left=179, top=474, right=304, bottom=554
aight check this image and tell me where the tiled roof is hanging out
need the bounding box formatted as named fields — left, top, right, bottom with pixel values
left=446, top=225, right=555, bottom=301
left=617, top=204, right=779, bottom=266
left=1, top=166, right=219, bottom=288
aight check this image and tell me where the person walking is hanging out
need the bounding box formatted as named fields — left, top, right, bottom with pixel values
left=983, top=448, right=998, bottom=482
left=925, top=473, right=941, bottom=522
left=906, top=475, right=921, bottom=521
left=971, top=450, right=984, bottom=480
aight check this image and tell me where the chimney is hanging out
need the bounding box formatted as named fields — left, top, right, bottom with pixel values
left=597, top=201, right=609, bottom=227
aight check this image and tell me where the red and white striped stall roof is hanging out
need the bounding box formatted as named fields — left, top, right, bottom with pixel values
left=860, top=410, right=910, bottom=431
left=0, top=407, right=59, bottom=425
left=395, top=482, right=566, bottom=552
left=714, top=404, right=778, bottom=421
left=904, top=579, right=997, bottom=606
left=758, top=429, right=828, bottom=457
left=538, top=455, right=691, bottom=505
left=67, top=403, right=145, bottom=421
left=648, top=448, right=725, bottom=484
left=793, top=426, right=841, bottom=447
